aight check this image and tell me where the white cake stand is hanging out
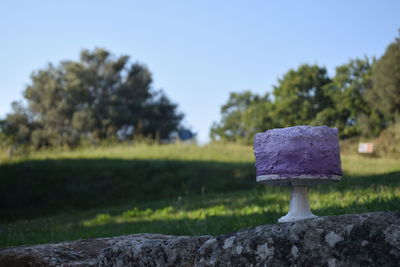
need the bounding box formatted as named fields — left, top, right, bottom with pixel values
left=257, top=174, right=341, bottom=223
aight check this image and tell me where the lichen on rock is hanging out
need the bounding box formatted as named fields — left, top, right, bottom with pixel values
left=195, top=211, right=400, bottom=267
left=1, top=211, right=400, bottom=267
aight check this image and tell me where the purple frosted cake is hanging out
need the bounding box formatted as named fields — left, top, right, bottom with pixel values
left=254, top=126, right=342, bottom=186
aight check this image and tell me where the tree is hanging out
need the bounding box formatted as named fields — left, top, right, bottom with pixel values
left=313, top=58, right=380, bottom=138
left=367, top=37, right=400, bottom=124
left=211, top=37, right=400, bottom=143
left=3, top=102, right=37, bottom=145
left=272, top=64, right=332, bottom=127
left=210, top=91, right=273, bottom=143
left=211, top=65, right=333, bottom=143
left=210, top=63, right=377, bottom=142
left=140, top=91, right=184, bottom=140
left=5, top=48, right=184, bottom=147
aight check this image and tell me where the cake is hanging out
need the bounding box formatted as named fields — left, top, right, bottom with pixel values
left=254, top=126, right=342, bottom=186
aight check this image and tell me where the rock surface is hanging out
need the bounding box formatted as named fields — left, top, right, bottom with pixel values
left=98, top=234, right=211, bottom=267
left=1, top=211, right=400, bottom=266
left=0, top=235, right=131, bottom=267
left=0, top=234, right=211, bottom=267
left=196, top=211, right=400, bottom=267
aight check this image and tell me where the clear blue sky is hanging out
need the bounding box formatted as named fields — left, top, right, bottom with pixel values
left=0, top=0, right=399, bottom=143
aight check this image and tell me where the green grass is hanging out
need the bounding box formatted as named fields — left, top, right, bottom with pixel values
left=1, top=143, right=254, bottom=163
left=0, top=143, right=399, bottom=248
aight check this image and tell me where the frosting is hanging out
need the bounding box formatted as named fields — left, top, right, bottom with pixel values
left=254, top=126, right=342, bottom=180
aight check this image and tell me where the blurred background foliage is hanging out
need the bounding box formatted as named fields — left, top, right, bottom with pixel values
left=1, top=38, right=399, bottom=150
left=0, top=48, right=186, bottom=149
left=211, top=37, right=400, bottom=144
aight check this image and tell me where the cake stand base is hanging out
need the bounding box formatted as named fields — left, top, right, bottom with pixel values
left=278, top=185, right=317, bottom=223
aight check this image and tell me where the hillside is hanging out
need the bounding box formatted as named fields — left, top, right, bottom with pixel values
left=0, top=143, right=399, bottom=247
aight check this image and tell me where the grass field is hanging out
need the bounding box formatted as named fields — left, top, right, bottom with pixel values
left=0, top=143, right=399, bottom=248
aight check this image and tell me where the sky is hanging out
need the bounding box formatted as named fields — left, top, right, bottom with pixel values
left=0, top=1, right=399, bottom=143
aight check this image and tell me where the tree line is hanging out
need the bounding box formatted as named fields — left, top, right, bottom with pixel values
left=0, top=48, right=187, bottom=148
left=210, top=37, right=400, bottom=144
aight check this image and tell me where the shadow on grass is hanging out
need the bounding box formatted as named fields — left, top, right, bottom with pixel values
left=0, top=159, right=256, bottom=222
left=0, top=158, right=399, bottom=222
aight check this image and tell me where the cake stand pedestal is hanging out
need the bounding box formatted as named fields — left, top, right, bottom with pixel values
left=278, top=185, right=317, bottom=222
left=257, top=175, right=341, bottom=223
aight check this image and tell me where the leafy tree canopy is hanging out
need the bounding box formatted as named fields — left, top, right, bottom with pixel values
left=272, top=64, right=332, bottom=126
left=211, top=57, right=384, bottom=143
left=367, top=38, right=400, bottom=123
left=3, top=48, right=184, bottom=147
left=210, top=91, right=273, bottom=143
left=313, top=58, right=379, bottom=138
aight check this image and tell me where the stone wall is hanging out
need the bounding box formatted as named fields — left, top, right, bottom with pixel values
left=1, top=211, right=399, bottom=266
